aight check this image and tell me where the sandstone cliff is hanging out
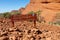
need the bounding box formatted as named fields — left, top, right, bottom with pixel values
left=19, top=0, right=60, bottom=22
left=19, top=8, right=25, bottom=13
left=30, top=0, right=60, bottom=3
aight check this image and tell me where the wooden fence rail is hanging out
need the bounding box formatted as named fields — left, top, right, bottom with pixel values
left=10, top=14, right=37, bottom=27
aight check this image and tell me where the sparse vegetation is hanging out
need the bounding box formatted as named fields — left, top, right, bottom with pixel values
left=28, top=10, right=46, bottom=23
left=28, top=11, right=34, bottom=14
left=3, top=12, right=11, bottom=18
left=35, top=10, right=41, bottom=22
left=52, top=13, right=60, bottom=25
left=36, top=10, right=45, bottom=23
left=0, top=11, right=21, bottom=18
left=11, top=11, right=20, bottom=15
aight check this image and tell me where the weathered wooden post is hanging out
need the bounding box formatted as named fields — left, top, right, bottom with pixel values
left=10, top=15, right=14, bottom=27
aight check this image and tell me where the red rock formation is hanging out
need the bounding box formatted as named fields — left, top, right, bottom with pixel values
left=30, top=0, right=60, bottom=3
left=11, top=10, right=18, bottom=12
left=18, top=8, right=25, bottom=13
left=20, top=0, right=60, bottom=22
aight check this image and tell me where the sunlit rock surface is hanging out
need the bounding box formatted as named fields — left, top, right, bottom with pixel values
left=21, top=0, right=60, bottom=22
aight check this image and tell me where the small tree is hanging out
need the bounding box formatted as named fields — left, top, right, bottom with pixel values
left=36, top=10, right=46, bottom=23
left=28, top=10, right=45, bottom=23
left=35, top=10, right=41, bottom=22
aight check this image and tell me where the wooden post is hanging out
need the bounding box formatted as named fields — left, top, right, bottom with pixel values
left=34, top=20, right=36, bottom=27
left=11, top=16, right=14, bottom=27
left=12, top=20, right=14, bottom=27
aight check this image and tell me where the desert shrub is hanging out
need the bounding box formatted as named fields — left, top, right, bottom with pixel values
left=0, top=13, right=4, bottom=18
left=36, top=10, right=41, bottom=21
left=36, top=10, right=45, bottom=23
left=0, top=11, right=21, bottom=18
left=53, top=13, right=60, bottom=25
left=28, top=10, right=46, bottom=23
left=3, top=12, right=11, bottom=18
left=11, top=11, right=20, bottom=15
left=28, top=11, right=34, bottom=15
left=53, top=22, right=57, bottom=25
left=48, top=22, right=53, bottom=25
left=55, top=21, right=60, bottom=25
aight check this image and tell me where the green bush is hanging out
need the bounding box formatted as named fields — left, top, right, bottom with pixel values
left=28, top=10, right=46, bottom=23
left=11, top=11, right=20, bottom=15
left=28, top=11, right=34, bottom=14
left=0, top=11, right=21, bottom=18
left=3, top=12, right=11, bottom=18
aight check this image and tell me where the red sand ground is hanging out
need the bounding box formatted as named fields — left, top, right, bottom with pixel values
left=0, top=18, right=60, bottom=40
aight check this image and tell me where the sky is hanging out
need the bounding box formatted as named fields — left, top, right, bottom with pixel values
left=0, top=0, right=30, bottom=13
